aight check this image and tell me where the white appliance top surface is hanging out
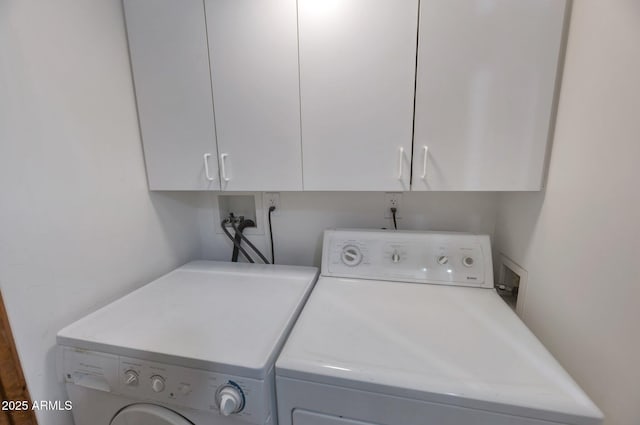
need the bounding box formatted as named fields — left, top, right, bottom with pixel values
left=276, top=276, right=603, bottom=424
left=58, top=261, right=318, bottom=378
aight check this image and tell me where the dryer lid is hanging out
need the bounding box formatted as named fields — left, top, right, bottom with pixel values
left=110, top=404, right=192, bottom=425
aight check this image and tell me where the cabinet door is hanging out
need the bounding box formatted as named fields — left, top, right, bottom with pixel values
left=412, top=0, right=566, bottom=191
left=124, top=0, right=219, bottom=190
left=299, top=0, right=418, bottom=191
left=205, top=0, right=302, bottom=191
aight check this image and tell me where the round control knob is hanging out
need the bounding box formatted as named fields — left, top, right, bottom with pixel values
left=341, top=245, right=363, bottom=267
left=391, top=250, right=401, bottom=263
left=462, top=256, right=474, bottom=267
left=217, top=385, right=244, bottom=416
left=124, top=370, right=138, bottom=386
left=150, top=375, right=165, bottom=393
left=436, top=255, right=449, bottom=265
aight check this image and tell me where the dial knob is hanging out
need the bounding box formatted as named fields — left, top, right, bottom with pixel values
left=462, top=256, right=474, bottom=267
left=150, top=375, right=165, bottom=393
left=341, top=245, right=363, bottom=267
left=436, top=255, right=449, bottom=265
left=124, top=370, right=138, bottom=386
left=217, top=385, right=244, bottom=416
left=391, top=250, right=401, bottom=263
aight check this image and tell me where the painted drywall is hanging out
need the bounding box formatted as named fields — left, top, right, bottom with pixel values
left=0, top=1, right=203, bottom=424
left=493, top=1, right=640, bottom=424
left=199, top=192, right=500, bottom=266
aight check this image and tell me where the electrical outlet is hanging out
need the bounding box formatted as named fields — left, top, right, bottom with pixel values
left=264, top=192, right=281, bottom=213
left=384, top=192, right=402, bottom=219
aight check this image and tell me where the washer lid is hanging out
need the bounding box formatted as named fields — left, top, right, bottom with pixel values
left=57, top=261, right=318, bottom=378
left=276, top=277, right=603, bottom=425
left=110, top=404, right=192, bottom=425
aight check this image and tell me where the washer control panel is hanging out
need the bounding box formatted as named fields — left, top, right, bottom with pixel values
left=324, top=229, right=493, bottom=288
left=59, top=347, right=270, bottom=424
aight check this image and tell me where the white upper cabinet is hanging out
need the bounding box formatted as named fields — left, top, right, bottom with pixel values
left=124, top=0, right=567, bottom=192
left=298, top=0, right=419, bottom=191
left=412, top=0, right=567, bottom=191
left=205, top=0, right=302, bottom=191
left=123, top=0, right=219, bottom=190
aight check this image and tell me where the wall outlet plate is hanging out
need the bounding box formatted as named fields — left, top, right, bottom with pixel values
left=264, top=192, right=281, bottom=214
left=384, top=192, right=402, bottom=219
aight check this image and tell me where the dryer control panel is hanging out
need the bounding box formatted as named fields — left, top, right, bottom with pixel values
left=323, top=229, right=493, bottom=288
left=59, top=347, right=272, bottom=425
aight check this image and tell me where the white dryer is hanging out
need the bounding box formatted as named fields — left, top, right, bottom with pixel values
left=57, top=261, right=318, bottom=425
left=276, top=229, right=603, bottom=425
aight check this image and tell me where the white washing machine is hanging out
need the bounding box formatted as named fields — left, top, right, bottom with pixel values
left=276, top=229, right=603, bottom=425
left=57, top=261, right=318, bottom=425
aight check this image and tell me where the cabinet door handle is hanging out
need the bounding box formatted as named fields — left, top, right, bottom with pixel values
left=397, top=147, right=404, bottom=180
left=203, top=153, right=215, bottom=181
left=220, top=153, right=230, bottom=182
left=421, top=145, right=428, bottom=180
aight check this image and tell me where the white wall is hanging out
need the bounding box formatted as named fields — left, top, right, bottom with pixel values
left=198, top=192, right=500, bottom=266
left=0, top=2, right=203, bottom=424
left=494, top=1, right=640, bottom=424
